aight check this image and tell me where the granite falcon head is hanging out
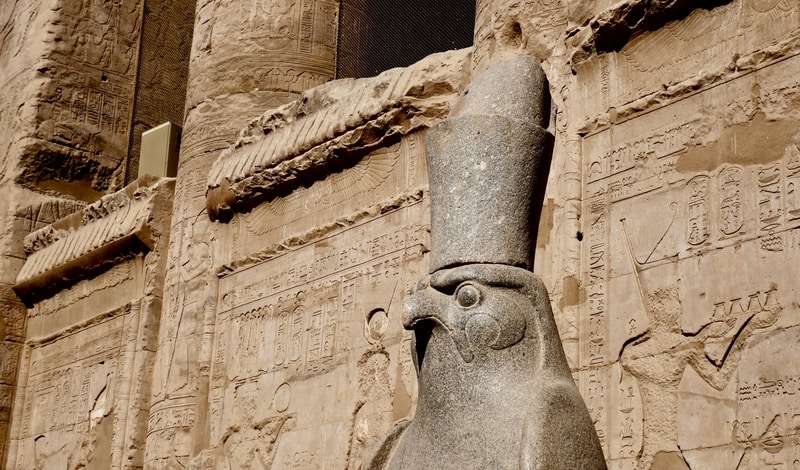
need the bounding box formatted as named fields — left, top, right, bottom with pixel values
left=363, top=56, right=606, bottom=470
left=368, top=263, right=606, bottom=470
left=404, top=264, right=530, bottom=366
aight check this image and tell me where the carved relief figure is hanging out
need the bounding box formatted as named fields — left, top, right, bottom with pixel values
left=347, top=350, right=393, bottom=470
left=620, top=227, right=781, bottom=469
left=219, top=382, right=295, bottom=470
left=365, top=57, right=606, bottom=469
left=161, top=215, right=211, bottom=396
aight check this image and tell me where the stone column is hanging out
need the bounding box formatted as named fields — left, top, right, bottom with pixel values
left=145, top=0, right=339, bottom=466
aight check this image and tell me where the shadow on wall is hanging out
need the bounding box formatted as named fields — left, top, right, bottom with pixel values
left=336, top=0, right=475, bottom=79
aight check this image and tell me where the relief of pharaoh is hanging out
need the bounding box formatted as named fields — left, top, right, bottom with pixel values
left=364, top=57, right=607, bottom=469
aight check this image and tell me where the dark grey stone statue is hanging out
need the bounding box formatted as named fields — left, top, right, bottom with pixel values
left=364, top=56, right=607, bottom=469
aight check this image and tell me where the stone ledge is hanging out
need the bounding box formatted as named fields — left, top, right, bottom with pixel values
left=14, top=175, right=175, bottom=305
left=567, top=0, right=731, bottom=65
left=206, top=49, right=471, bottom=221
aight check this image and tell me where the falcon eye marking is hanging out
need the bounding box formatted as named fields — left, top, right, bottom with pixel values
left=455, top=283, right=481, bottom=308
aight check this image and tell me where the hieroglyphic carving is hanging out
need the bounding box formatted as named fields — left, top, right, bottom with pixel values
left=13, top=317, right=125, bottom=468
left=615, top=378, right=642, bottom=461
left=253, top=67, right=330, bottom=95
left=718, top=166, right=745, bottom=237
left=208, top=203, right=426, bottom=468
left=579, top=40, right=800, bottom=470
left=146, top=405, right=197, bottom=437
left=686, top=175, right=710, bottom=246
left=299, top=0, right=315, bottom=53
left=219, top=249, right=406, bottom=378
left=50, top=77, right=133, bottom=141
left=588, top=122, right=692, bottom=185
left=732, top=325, right=800, bottom=468
left=619, top=280, right=780, bottom=470
left=739, top=376, right=800, bottom=402
left=586, top=187, right=609, bottom=368
left=247, top=0, right=298, bottom=44
left=785, top=136, right=800, bottom=222
left=220, top=413, right=296, bottom=469
left=681, top=160, right=800, bottom=254
left=582, top=183, right=611, bottom=449
left=0, top=343, right=17, bottom=390
left=27, top=0, right=143, bottom=177
left=758, top=163, right=784, bottom=251
left=731, top=412, right=800, bottom=468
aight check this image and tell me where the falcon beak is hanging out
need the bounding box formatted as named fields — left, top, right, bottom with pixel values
left=404, top=283, right=476, bottom=366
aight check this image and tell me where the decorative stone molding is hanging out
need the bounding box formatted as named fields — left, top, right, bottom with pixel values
left=567, top=0, right=732, bottom=64
left=206, top=49, right=471, bottom=221
left=14, top=175, right=175, bottom=305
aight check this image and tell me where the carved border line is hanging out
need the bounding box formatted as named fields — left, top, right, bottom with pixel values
left=216, top=188, right=427, bottom=277
left=577, top=30, right=800, bottom=134
left=24, top=303, right=134, bottom=348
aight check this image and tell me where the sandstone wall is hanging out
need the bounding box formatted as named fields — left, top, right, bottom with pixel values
left=144, top=0, right=340, bottom=466
left=8, top=177, right=174, bottom=469
left=564, top=2, right=800, bottom=467
left=200, top=50, right=469, bottom=468
left=0, top=0, right=91, bottom=464
left=1, top=1, right=799, bottom=469
left=0, top=0, right=193, bottom=466
left=198, top=1, right=800, bottom=467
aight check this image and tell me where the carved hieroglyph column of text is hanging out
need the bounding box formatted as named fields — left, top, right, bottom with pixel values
left=145, top=0, right=338, bottom=466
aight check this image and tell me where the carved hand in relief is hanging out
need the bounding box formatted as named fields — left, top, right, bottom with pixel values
left=699, top=317, right=737, bottom=340
left=750, top=304, right=782, bottom=329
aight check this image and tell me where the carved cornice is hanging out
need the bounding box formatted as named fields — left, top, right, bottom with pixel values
left=14, top=175, right=175, bottom=305
left=567, top=0, right=732, bottom=65
left=206, top=49, right=471, bottom=221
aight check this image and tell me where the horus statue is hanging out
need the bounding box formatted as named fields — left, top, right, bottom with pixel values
left=364, top=57, right=608, bottom=469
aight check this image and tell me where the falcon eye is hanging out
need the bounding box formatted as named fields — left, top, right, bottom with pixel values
left=455, top=283, right=481, bottom=308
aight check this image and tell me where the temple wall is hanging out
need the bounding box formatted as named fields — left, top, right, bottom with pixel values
left=198, top=49, right=470, bottom=467
left=565, top=2, right=800, bottom=467
left=1, top=0, right=799, bottom=469
left=9, top=176, right=174, bottom=469
left=144, top=0, right=341, bottom=466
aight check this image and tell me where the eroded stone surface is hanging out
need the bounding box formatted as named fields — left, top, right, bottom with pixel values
left=7, top=177, right=173, bottom=469
left=0, top=0, right=799, bottom=469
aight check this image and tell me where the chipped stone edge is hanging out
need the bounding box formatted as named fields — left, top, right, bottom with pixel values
left=13, top=176, right=176, bottom=305
left=566, top=0, right=732, bottom=65
left=577, top=36, right=800, bottom=135
left=206, top=49, right=471, bottom=221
